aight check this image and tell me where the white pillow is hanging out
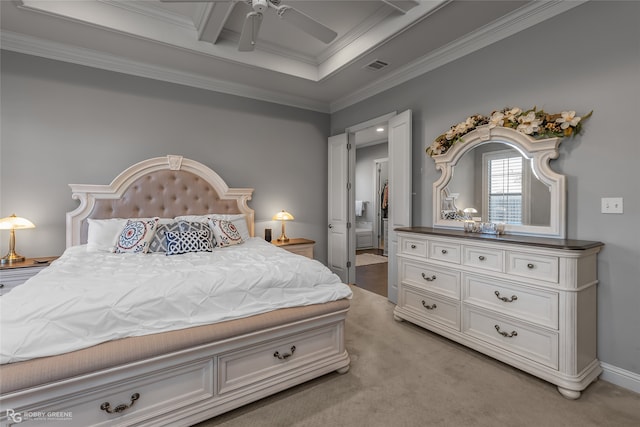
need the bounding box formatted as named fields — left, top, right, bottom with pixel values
left=174, top=213, right=250, bottom=241
left=86, top=218, right=128, bottom=252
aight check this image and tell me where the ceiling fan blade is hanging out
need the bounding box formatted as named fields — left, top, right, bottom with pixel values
left=160, top=0, right=233, bottom=3
left=276, top=5, right=337, bottom=44
left=238, top=11, right=263, bottom=52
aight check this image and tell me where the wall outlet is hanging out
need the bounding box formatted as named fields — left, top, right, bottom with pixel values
left=601, top=197, right=623, bottom=214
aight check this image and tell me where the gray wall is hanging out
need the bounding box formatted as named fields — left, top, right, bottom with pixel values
left=0, top=51, right=331, bottom=262
left=331, top=1, right=640, bottom=376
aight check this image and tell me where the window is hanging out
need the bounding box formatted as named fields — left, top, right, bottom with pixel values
left=483, top=149, right=530, bottom=224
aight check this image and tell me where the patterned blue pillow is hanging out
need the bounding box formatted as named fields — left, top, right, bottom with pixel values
left=177, top=220, right=214, bottom=244
left=148, top=222, right=181, bottom=253
left=114, top=218, right=159, bottom=254
left=166, top=230, right=214, bottom=255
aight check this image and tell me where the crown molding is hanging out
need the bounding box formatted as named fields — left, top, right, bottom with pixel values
left=329, top=0, right=588, bottom=113
left=1, top=1, right=588, bottom=115
left=0, top=30, right=330, bottom=113
left=100, top=0, right=196, bottom=30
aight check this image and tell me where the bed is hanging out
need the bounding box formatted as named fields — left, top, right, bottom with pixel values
left=0, top=155, right=351, bottom=426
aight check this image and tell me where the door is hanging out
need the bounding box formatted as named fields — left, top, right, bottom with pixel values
left=387, top=110, right=412, bottom=303
left=327, top=133, right=355, bottom=283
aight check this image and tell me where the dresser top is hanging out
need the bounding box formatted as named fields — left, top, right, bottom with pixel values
left=395, top=227, right=603, bottom=251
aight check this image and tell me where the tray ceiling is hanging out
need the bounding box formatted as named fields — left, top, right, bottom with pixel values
left=0, top=1, right=585, bottom=112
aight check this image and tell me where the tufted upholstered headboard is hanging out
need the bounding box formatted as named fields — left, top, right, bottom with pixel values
left=66, top=155, right=254, bottom=247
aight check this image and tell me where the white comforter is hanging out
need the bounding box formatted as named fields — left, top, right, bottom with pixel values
left=0, top=238, right=351, bottom=364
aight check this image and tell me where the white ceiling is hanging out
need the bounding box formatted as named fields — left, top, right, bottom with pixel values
left=0, top=1, right=585, bottom=112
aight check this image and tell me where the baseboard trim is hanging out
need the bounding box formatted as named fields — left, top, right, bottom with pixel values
left=600, top=362, right=640, bottom=394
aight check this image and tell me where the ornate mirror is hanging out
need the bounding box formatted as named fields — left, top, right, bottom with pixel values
left=432, top=126, right=566, bottom=238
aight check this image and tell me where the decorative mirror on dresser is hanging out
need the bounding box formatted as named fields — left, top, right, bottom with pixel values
left=431, top=125, right=565, bottom=238
left=394, top=109, right=603, bottom=399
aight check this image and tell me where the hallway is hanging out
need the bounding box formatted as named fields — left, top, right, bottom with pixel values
left=354, top=249, right=387, bottom=298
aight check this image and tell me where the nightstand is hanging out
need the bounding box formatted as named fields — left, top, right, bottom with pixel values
left=271, top=238, right=315, bottom=259
left=0, top=256, right=58, bottom=296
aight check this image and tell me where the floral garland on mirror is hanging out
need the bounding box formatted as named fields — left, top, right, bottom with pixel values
left=426, top=107, right=592, bottom=157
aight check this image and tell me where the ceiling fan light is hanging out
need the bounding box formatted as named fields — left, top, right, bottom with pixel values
left=252, top=0, right=268, bottom=13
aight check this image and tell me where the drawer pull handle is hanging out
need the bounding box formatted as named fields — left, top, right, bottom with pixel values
left=527, top=263, right=535, bottom=269
left=494, top=325, right=518, bottom=338
left=100, top=393, right=140, bottom=414
left=441, top=249, right=448, bottom=254
left=274, top=345, right=296, bottom=360
left=478, top=255, right=486, bottom=261
left=421, top=273, right=436, bottom=282
left=0, top=284, right=4, bottom=288
left=411, top=244, right=416, bottom=249
left=421, top=300, right=437, bottom=310
left=494, top=291, right=518, bottom=303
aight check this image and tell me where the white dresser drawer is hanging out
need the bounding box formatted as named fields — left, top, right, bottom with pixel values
left=399, top=236, right=428, bottom=258
left=463, top=306, right=558, bottom=369
left=462, top=245, right=504, bottom=272
left=218, top=324, right=341, bottom=395
left=428, top=241, right=461, bottom=264
left=506, top=252, right=559, bottom=283
left=399, top=285, right=460, bottom=331
left=400, top=260, right=460, bottom=299
left=462, top=275, right=559, bottom=329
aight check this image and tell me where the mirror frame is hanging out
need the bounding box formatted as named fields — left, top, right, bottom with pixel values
left=432, top=125, right=566, bottom=238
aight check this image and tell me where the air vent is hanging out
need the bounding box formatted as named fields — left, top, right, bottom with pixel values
left=365, top=60, right=389, bottom=71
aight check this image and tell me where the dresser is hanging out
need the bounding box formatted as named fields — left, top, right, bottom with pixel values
left=0, top=256, right=58, bottom=296
left=393, top=227, right=603, bottom=399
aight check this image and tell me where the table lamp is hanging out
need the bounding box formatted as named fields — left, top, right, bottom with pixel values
left=463, top=207, right=478, bottom=220
left=0, top=214, right=36, bottom=264
left=272, top=210, right=294, bottom=242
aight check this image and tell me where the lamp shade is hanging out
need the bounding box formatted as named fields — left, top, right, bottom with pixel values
left=0, top=214, right=35, bottom=230
left=272, top=210, right=294, bottom=221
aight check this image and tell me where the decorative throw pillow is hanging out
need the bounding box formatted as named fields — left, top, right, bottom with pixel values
left=148, top=222, right=181, bottom=253
left=209, top=219, right=244, bottom=248
left=177, top=220, right=214, bottom=245
left=114, top=218, right=159, bottom=254
left=210, top=214, right=251, bottom=241
left=175, top=214, right=251, bottom=241
left=165, top=230, right=214, bottom=255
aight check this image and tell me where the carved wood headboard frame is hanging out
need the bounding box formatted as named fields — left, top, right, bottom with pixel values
left=66, top=155, right=254, bottom=247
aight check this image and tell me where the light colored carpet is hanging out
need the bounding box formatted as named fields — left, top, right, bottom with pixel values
left=355, top=253, right=388, bottom=266
left=196, top=286, right=640, bottom=427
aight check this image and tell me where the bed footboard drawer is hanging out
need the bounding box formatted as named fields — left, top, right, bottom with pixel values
left=218, top=323, right=342, bottom=395
left=3, top=358, right=214, bottom=427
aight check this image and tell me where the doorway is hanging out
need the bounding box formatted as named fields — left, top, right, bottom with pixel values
left=327, top=110, right=411, bottom=303
left=354, top=141, right=388, bottom=297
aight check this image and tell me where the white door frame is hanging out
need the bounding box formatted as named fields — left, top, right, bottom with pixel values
left=340, top=110, right=412, bottom=303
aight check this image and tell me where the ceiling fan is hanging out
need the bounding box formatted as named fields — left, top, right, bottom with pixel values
left=162, top=0, right=338, bottom=52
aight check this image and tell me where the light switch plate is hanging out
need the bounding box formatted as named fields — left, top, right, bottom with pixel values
left=601, top=197, right=623, bottom=214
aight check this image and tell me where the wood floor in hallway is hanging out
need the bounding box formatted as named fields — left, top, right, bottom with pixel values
left=354, top=249, right=388, bottom=298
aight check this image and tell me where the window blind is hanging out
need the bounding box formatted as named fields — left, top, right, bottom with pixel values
left=488, top=156, right=522, bottom=224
